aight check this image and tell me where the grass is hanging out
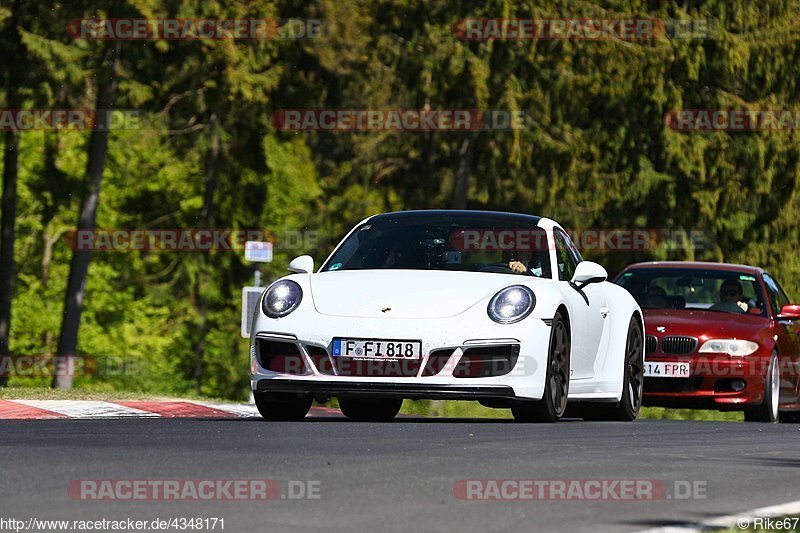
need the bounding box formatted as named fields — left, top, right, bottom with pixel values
left=398, top=400, right=744, bottom=421
left=639, top=406, right=743, bottom=422
left=0, top=386, right=239, bottom=404
left=400, top=399, right=513, bottom=419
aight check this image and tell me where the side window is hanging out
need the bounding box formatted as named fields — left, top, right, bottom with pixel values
left=553, top=229, right=578, bottom=281
left=763, top=273, right=790, bottom=315
left=564, top=233, right=583, bottom=266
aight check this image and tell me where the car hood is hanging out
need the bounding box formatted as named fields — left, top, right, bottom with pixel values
left=309, top=270, right=526, bottom=318
left=643, top=309, right=768, bottom=338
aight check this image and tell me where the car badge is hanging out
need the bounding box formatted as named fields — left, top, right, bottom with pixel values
left=381, top=307, right=391, bottom=313
left=656, top=326, right=666, bottom=333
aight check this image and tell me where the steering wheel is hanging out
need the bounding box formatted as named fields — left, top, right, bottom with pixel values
left=477, top=263, right=517, bottom=274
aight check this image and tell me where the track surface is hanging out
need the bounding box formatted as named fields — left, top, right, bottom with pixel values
left=2, top=417, right=800, bottom=532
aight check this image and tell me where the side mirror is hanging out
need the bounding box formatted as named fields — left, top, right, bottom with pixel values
left=288, top=255, right=314, bottom=274
left=778, top=304, right=800, bottom=319
left=571, top=261, right=607, bottom=289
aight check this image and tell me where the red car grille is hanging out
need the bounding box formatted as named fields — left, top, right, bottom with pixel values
left=660, top=336, right=698, bottom=355
left=645, top=335, right=658, bottom=355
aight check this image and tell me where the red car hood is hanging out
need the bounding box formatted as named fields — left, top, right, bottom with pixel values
left=642, top=309, right=769, bottom=339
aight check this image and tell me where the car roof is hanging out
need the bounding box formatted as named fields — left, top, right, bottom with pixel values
left=624, top=261, right=765, bottom=276
left=366, top=209, right=543, bottom=225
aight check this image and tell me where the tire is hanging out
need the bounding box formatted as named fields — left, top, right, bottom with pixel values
left=745, top=354, right=780, bottom=423
left=254, top=392, right=313, bottom=421
left=579, top=316, right=644, bottom=422
left=512, top=311, right=570, bottom=423
left=339, top=397, right=402, bottom=421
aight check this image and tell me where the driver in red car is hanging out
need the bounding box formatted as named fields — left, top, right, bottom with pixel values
left=710, top=278, right=748, bottom=313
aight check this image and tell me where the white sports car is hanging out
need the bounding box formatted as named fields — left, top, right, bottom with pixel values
left=249, top=210, right=644, bottom=422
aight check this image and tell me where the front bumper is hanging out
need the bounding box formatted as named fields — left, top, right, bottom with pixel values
left=643, top=354, right=769, bottom=409
left=249, top=313, right=552, bottom=401
left=255, top=379, right=516, bottom=401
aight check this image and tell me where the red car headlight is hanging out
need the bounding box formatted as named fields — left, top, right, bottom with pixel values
left=698, top=339, right=759, bottom=356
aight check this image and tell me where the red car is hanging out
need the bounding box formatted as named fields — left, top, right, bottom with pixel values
left=614, top=261, right=800, bottom=422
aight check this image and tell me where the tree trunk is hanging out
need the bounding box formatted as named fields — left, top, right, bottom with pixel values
left=451, top=133, right=476, bottom=209
left=0, top=0, right=24, bottom=386
left=53, top=42, right=119, bottom=388
left=191, top=114, right=220, bottom=395
left=0, top=129, right=20, bottom=388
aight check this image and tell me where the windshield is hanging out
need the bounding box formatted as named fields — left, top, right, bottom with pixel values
left=615, top=268, right=767, bottom=315
left=322, top=213, right=552, bottom=277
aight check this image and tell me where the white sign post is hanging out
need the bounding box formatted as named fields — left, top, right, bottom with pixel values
left=244, top=240, right=273, bottom=263
left=241, top=240, right=273, bottom=338
left=241, top=286, right=265, bottom=338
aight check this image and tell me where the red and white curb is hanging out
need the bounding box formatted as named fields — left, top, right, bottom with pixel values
left=0, top=400, right=342, bottom=420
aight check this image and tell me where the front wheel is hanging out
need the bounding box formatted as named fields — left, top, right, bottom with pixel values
left=339, top=397, right=402, bottom=421
left=744, top=354, right=779, bottom=423
left=512, top=311, right=570, bottom=423
left=254, top=392, right=313, bottom=421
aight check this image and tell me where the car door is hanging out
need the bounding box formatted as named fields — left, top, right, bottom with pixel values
left=553, top=228, right=607, bottom=380
left=763, top=273, right=800, bottom=405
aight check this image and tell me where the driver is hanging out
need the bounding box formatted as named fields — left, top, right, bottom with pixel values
left=645, top=285, right=669, bottom=309
left=506, top=249, right=533, bottom=275
left=508, top=255, right=529, bottom=274
left=507, top=248, right=551, bottom=277
left=710, top=279, right=748, bottom=313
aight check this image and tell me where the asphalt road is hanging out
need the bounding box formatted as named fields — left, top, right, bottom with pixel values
left=2, top=416, right=800, bottom=533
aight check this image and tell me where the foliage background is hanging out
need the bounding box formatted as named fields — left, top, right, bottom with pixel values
left=2, top=0, right=799, bottom=399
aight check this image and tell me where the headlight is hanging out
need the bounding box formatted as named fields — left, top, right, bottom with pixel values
left=262, top=280, right=303, bottom=318
left=698, top=339, right=759, bottom=356
left=488, top=285, right=535, bottom=324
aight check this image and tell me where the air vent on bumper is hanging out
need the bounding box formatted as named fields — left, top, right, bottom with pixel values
left=421, top=349, right=455, bottom=377
left=305, top=345, right=335, bottom=375
left=256, top=339, right=308, bottom=375
left=453, top=345, right=520, bottom=378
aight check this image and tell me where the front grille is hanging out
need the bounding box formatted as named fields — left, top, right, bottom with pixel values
left=660, top=336, right=698, bottom=355
left=645, top=335, right=658, bottom=355
left=453, top=345, right=520, bottom=378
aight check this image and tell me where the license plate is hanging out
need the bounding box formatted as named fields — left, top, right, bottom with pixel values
left=332, top=338, right=422, bottom=359
left=645, top=362, right=690, bottom=378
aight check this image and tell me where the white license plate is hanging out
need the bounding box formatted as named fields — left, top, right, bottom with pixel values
left=332, top=338, right=422, bottom=359
left=645, top=362, right=690, bottom=378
